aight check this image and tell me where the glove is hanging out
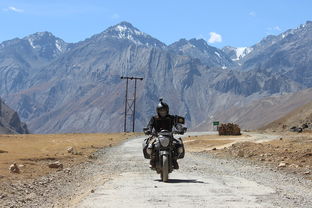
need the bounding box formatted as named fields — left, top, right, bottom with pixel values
left=144, top=130, right=151, bottom=135
left=176, top=126, right=185, bottom=135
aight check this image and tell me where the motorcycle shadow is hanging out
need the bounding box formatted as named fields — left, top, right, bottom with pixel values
left=154, top=179, right=204, bottom=184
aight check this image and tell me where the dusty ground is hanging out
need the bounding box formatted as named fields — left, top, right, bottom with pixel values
left=1, top=132, right=311, bottom=207
left=0, top=132, right=140, bottom=207
left=190, top=131, right=312, bottom=180
left=0, top=133, right=139, bottom=180
left=183, top=133, right=250, bottom=152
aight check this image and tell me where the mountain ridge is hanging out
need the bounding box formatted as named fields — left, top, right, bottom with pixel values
left=0, top=20, right=312, bottom=133
left=169, top=38, right=236, bottom=68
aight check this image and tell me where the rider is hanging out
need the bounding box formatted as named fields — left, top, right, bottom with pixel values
left=144, top=98, right=185, bottom=170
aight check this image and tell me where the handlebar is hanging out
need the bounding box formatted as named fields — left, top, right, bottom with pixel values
left=143, top=128, right=187, bottom=136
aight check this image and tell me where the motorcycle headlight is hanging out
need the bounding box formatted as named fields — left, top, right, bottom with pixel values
left=159, top=136, right=170, bottom=147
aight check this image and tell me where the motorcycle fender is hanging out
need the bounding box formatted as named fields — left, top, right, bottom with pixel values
left=159, top=151, right=173, bottom=173
left=159, top=150, right=169, bottom=156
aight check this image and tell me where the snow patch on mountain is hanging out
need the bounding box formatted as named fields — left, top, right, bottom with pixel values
left=27, top=38, right=37, bottom=49
left=55, top=40, right=64, bottom=52
left=101, top=21, right=166, bottom=48
left=214, top=51, right=221, bottom=58
left=115, top=25, right=144, bottom=37
left=233, top=47, right=252, bottom=61
left=21, top=32, right=69, bottom=59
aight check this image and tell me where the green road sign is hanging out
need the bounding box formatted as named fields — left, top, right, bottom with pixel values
left=213, top=121, right=219, bottom=126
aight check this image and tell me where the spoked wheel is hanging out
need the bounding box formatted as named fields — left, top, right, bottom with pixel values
left=161, top=155, right=169, bottom=182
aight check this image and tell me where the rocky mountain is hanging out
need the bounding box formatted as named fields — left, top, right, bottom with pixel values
left=0, top=21, right=312, bottom=133
left=0, top=31, right=71, bottom=96
left=169, top=38, right=236, bottom=68
left=0, top=98, right=29, bottom=134
left=194, top=88, right=312, bottom=131
left=238, top=21, right=312, bottom=88
left=210, top=68, right=302, bottom=96
left=24, top=32, right=70, bottom=58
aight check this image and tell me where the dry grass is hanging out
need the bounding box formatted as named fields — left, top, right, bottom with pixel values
left=0, top=133, right=139, bottom=181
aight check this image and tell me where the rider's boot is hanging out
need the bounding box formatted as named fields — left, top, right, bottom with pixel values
left=149, top=154, right=156, bottom=170
left=173, top=158, right=179, bottom=169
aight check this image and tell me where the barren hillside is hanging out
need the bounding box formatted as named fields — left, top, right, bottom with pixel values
left=263, top=99, right=312, bottom=131
left=0, top=98, right=28, bottom=134
left=194, top=88, right=312, bottom=131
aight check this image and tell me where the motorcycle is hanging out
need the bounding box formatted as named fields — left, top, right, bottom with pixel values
left=143, top=124, right=186, bottom=182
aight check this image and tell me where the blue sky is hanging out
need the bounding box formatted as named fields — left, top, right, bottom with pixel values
left=1, top=0, right=312, bottom=48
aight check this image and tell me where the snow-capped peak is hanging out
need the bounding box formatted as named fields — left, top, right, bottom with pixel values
left=23, top=31, right=68, bottom=58
left=25, top=32, right=54, bottom=49
left=100, top=21, right=166, bottom=48
left=113, top=22, right=144, bottom=37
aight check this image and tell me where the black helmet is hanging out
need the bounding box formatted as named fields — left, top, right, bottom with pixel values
left=156, top=98, right=169, bottom=117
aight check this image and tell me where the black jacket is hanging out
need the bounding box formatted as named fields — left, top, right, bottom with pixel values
left=147, top=115, right=182, bottom=133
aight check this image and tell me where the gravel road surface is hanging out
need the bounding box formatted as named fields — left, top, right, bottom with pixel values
left=76, top=133, right=312, bottom=208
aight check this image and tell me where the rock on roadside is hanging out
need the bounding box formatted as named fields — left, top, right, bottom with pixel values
left=48, top=161, right=63, bottom=169
left=278, top=162, right=287, bottom=168
left=9, top=163, right=20, bottom=173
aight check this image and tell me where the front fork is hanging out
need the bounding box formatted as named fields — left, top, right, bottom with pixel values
left=157, top=150, right=172, bottom=173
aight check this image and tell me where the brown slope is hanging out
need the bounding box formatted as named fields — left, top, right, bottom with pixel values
left=262, top=99, right=312, bottom=131
left=194, top=88, right=312, bottom=131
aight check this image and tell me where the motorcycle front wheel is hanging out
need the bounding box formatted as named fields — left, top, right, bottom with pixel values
left=161, top=155, right=169, bottom=182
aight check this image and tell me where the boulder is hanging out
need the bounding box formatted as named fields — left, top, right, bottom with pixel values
left=9, top=163, right=20, bottom=173
left=48, top=161, right=63, bottom=169
left=278, top=162, right=287, bottom=167
left=67, top=146, right=74, bottom=153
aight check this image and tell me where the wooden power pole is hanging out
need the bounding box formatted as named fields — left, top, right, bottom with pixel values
left=120, top=76, right=143, bottom=132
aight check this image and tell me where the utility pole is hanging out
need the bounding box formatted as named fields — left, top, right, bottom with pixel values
left=120, top=76, right=143, bottom=132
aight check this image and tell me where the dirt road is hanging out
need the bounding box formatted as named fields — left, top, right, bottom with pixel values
left=75, top=133, right=312, bottom=208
